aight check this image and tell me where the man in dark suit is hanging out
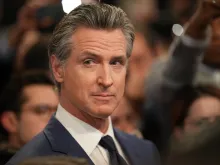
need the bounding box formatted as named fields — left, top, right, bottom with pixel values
left=6, top=3, right=160, bottom=165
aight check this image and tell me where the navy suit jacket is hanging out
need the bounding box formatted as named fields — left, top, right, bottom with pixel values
left=6, top=116, right=160, bottom=165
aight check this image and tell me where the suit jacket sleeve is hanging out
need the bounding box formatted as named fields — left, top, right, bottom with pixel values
left=141, top=31, right=211, bottom=153
left=145, top=32, right=211, bottom=104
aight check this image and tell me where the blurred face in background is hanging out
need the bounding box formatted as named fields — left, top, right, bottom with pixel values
left=16, top=84, right=58, bottom=147
left=125, top=33, right=154, bottom=101
left=111, top=97, right=139, bottom=135
left=184, top=95, right=220, bottom=133
left=203, top=18, right=220, bottom=66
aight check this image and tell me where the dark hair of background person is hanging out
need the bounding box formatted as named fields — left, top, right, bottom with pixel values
left=172, top=85, right=220, bottom=128
left=167, top=119, right=220, bottom=165
left=141, top=85, right=217, bottom=158
left=0, top=51, right=15, bottom=96
left=18, top=156, right=89, bottom=165
left=157, top=0, right=169, bottom=11
left=0, top=71, right=55, bottom=141
left=149, top=13, right=174, bottom=48
left=0, top=0, right=25, bottom=26
left=172, top=85, right=201, bottom=128
left=22, top=42, right=50, bottom=72
left=0, top=147, right=16, bottom=165
left=36, top=3, right=65, bottom=34
left=141, top=86, right=200, bottom=154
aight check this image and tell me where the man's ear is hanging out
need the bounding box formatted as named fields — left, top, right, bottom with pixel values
left=50, top=55, right=65, bottom=83
left=1, top=111, right=18, bottom=134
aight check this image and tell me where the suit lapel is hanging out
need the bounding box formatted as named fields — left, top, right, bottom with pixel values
left=43, top=116, right=94, bottom=165
left=114, top=129, right=143, bottom=165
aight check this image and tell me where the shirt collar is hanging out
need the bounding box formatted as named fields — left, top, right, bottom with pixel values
left=55, top=104, right=115, bottom=156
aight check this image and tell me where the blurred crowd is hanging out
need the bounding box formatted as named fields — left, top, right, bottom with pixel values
left=1, top=0, right=220, bottom=165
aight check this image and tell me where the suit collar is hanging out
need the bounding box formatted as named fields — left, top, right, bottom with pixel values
left=114, top=129, right=142, bottom=165
left=55, top=104, right=116, bottom=156
left=43, top=116, right=94, bottom=165
left=43, top=116, right=141, bottom=165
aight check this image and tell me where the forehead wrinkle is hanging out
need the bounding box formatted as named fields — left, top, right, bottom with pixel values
left=81, top=48, right=126, bottom=59
left=77, top=40, right=126, bottom=53
left=72, top=27, right=127, bottom=50
left=78, top=38, right=125, bottom=47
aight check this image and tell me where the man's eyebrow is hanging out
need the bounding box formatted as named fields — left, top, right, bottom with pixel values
left=80, top=51, right=127, bottom=60
left=81, top=51, right=100, bottom=57
left=112, top=56, right=127, bottom=60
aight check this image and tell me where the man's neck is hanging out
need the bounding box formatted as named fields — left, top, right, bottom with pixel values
left=59, top=97, right=109, bottom=134
left=8, top=134, right=21, bottom=149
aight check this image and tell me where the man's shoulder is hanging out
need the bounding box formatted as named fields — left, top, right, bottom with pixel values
left=6, top=131, right=54, bottom=165
left=0, top=142, right=17, bottom=165
left=116, top=129, right=157, bottom=150
left=116, top=129, right=160, bottom=165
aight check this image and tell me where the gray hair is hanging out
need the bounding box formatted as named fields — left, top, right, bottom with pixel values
left=48, top=3, right=135, bottom=90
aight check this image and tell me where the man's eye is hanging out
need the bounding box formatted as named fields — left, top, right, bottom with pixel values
left=33, top=107, right=48, bottom=114
left=111, top=60, right=124, bottom=66
left=83, top=59, right=96, bottom=65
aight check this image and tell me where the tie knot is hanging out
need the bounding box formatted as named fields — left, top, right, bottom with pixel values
left=99, top=135, right=117, bottom=152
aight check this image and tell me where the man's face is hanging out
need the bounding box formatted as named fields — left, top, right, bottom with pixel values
left=184, top=96, right=220, bottom=133
left=58, top=27, right=127, bottom=119
left=17, top=84, right=58, bottom=145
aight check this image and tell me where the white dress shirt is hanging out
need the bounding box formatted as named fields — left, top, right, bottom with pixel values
left=55, top=104, right=128, bottom=165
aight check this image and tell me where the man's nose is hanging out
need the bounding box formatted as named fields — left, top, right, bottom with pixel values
left=97, top=65, right=113, bottom=88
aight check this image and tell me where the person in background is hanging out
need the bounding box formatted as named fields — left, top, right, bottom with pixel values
left=171, top=86, right=220, bottom=139
left=125, top=32, right=154, bottom=103
left=111, top=96, right=143, bottom=138
left=120, top=0, right=160, bottom=106
left=0, top=0, right=62, bottom=57
left=168, top=119, right=220, bottom=165
left=142, top=0, right=220, bottom=154
left=20, top=42, right=50, bottom=72
left=0, top=71, right=58, bottom=164
left=6, top=4, right=160, bottom=165
left=0, top=0, right=64, bottom=95
left=120, top=0, right=159, bottom=25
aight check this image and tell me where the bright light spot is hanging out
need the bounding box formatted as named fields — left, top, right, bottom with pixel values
left=62, top=0, right=82, bottom=14
left=172, top=24, right=184, bottom=36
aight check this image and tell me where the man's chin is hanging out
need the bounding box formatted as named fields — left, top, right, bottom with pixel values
left=90, top=108, right=115, bottom=119
left=92, top=112, right=112, bottom=119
